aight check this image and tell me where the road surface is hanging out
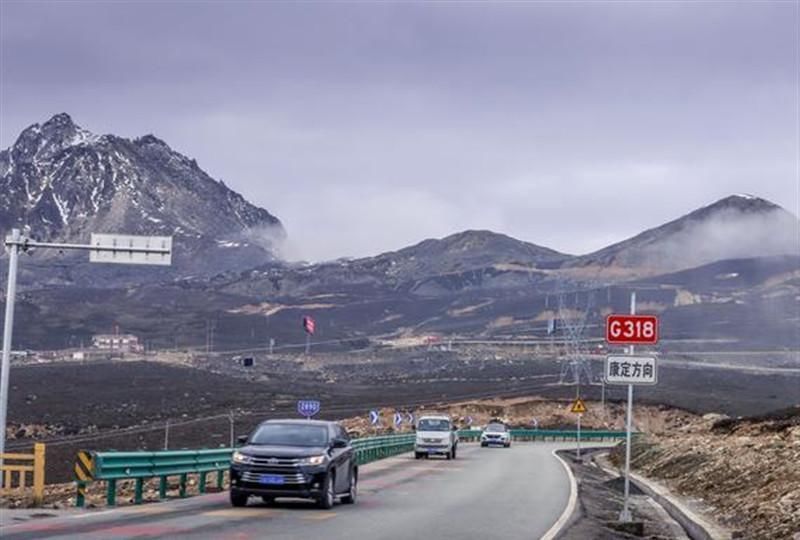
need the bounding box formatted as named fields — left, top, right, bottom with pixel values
left=2, top=442, right=582, bottom=540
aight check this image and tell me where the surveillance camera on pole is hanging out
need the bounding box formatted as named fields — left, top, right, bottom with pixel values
left=0, top=230, right=172, bottom=468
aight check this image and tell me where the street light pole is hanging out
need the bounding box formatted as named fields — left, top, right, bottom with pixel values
left=0, top=231, right=171, bottom=470
left=0, top=228, right=21, bottom=470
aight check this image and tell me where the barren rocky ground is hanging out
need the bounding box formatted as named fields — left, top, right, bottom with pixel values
left=4, top=344, right=798, bottom=540
left=612, top=406, right=800, bottom=540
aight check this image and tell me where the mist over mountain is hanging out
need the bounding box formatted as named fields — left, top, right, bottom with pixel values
left=565, top=194, right=798, bottom=279
left=0, top=113, right=284, bottom=282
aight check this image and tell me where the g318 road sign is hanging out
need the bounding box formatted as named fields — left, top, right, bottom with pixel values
left=606, top=315, right=658, bottom=345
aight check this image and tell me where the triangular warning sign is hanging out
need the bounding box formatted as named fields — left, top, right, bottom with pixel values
left=570, top=398, right=587, bottom=414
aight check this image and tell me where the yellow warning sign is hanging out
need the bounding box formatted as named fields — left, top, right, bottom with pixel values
left=570, top=398, right=587, bottom=414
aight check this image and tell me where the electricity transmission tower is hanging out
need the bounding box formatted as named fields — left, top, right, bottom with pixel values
left=556, top=284, right=597, bottom=397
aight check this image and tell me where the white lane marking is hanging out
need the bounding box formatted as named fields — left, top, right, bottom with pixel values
left=70, top=510, right=118, bottom=519
left=540, top=448, right=578, bottom=540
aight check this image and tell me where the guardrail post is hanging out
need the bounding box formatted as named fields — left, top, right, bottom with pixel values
left=106, top=479, right=117, bottom=506
left=32, top=443, right=45, bottom=506
left=216, top=470, right=224, bottom=490
left=134, top=478, right=143, bottom=504
left=199, top=472, right=206, bottom=494
left=179, top=473, right=187, bottom=498
left=159, top=476, right=167, bottom=500
left=76, top=482, right=86, bottom=507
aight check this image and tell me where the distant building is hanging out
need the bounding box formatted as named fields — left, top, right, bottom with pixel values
left=91, top=334, right=143, bottom=353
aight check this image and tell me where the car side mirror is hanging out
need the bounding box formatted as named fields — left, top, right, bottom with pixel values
left=332, top=438, right=348, bottom=449
left=236, top=435, right=249, bottom=445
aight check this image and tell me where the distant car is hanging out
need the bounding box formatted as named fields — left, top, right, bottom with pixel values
left=229, top=420, right=357, bottom=509
left=481, top=422, right=511, bottom=448
left=414, top=414, right=458, bottom=459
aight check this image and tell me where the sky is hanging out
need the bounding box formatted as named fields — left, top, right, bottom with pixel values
left=1, top=1, right=798, bottom=261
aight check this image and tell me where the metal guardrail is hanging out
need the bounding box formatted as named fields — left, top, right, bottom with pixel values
left=74, top=430, right=630, bottom=507
left=75, top=448, right=231, bottom=507
left=1, top=442, right=46, bottom=506
left=74, top=434, right=418, bottom=507
left=456, top=429, right=631, bottom=442
left=352, top=434, right=416, bottom=465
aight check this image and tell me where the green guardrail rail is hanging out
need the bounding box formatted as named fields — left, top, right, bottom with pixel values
left=74, top=448, right=232, bottom=507
left=74, top=434, right=418, bottom=507
left=456, top=429, right=631, bottom=442
left=352, top=434, right=416, bottom=465
left=75, top=430, right=630, bottom=507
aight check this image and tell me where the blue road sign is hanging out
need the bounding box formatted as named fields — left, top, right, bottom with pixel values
left=406, top=412, right=414, bottom=424
left=297, top=400, right=321, bottom=419
left=369, top=410, right=380, bottom=425
left=466, top=415, right=474, bottom=426
left=393, top=411, right=403, bottom=426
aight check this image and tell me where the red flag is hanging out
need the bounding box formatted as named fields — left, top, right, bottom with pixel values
left=302, top=316, right=316, bottom=335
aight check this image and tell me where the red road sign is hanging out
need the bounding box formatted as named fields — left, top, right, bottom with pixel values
left=606, top=315, right=658, bottom=344
left=302, top=316, right=316, bottom=335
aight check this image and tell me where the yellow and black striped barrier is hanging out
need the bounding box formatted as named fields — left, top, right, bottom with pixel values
left=74, top=450, right=94, bottom=507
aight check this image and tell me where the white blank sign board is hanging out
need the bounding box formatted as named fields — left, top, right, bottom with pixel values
left=90, top=234, right=172, bottom=266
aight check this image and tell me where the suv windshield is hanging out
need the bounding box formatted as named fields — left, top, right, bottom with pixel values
left=485, top=423, right=507, bottom=432
left=249, top=423, right=329, bottom=447
left=418, top=418, right=451, bottom=432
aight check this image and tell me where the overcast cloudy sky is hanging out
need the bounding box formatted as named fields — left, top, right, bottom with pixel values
left=1, top=1, right=798, bottom=261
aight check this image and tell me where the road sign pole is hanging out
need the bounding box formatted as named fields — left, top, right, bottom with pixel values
left=576, top=413, right=581, bottom=460
left=0, top=229, right=20, bottom=470
left=0, top=231, right=171, bottom=471
left=620, top=291, right=636, bottom=523
left=305, top=333, right=310, bottom=355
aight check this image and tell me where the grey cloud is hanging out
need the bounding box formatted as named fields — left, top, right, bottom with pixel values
left=1, top=1, right=797, bottom=261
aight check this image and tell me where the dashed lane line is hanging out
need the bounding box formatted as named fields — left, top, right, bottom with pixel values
left=202, top=509, right=280, bottom=519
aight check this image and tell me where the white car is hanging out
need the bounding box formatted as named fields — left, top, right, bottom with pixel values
left=480, top=422, right=511, bottom=448
left=414, top=415, right=458, bottom=460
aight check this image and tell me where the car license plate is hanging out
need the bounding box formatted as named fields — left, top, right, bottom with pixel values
left=259, top=475, right=284, bottom=485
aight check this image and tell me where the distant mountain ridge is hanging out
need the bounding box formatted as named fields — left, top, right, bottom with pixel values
left=0, top=113, right=284, bottom=280
left=566, top=194, right=798, bottom=277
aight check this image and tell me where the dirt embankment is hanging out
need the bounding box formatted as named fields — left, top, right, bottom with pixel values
left=615, top=406, right=800, bottom=540
left=339, top=396, right=698, bottom=437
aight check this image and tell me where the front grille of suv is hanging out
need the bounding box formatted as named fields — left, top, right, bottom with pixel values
left=241, top=471, right=306, bottom=485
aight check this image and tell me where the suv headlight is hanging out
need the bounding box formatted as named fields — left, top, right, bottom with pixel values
left=301, top=455, right=327, bottom=466
left=232, top=451, right=253, bottom=464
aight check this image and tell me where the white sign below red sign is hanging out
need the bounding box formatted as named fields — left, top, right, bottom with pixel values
left=605, top=355, right=658, bottom=385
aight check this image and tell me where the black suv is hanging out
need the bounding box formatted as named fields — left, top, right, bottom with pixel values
left=229, top=419, right=357, bottom=509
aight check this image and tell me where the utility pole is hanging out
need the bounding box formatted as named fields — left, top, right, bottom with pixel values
left=164, top=420, right=170, bottom=450
left=229, top=411, right=235, bottom=448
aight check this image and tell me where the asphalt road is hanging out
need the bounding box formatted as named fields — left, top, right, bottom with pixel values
left=2, top=443, right=582, bottom=540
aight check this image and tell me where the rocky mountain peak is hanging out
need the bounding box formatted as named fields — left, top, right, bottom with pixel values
left=0, top=113, right=285, bottom=282
left=571, top=194, right=798, bottom=275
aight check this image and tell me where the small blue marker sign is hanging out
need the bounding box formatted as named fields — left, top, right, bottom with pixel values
left=393, top=411, right=403, bottom=427
left=297, top=400, right=321, bottom=419
left=369, top=410, right=380, bottom=425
